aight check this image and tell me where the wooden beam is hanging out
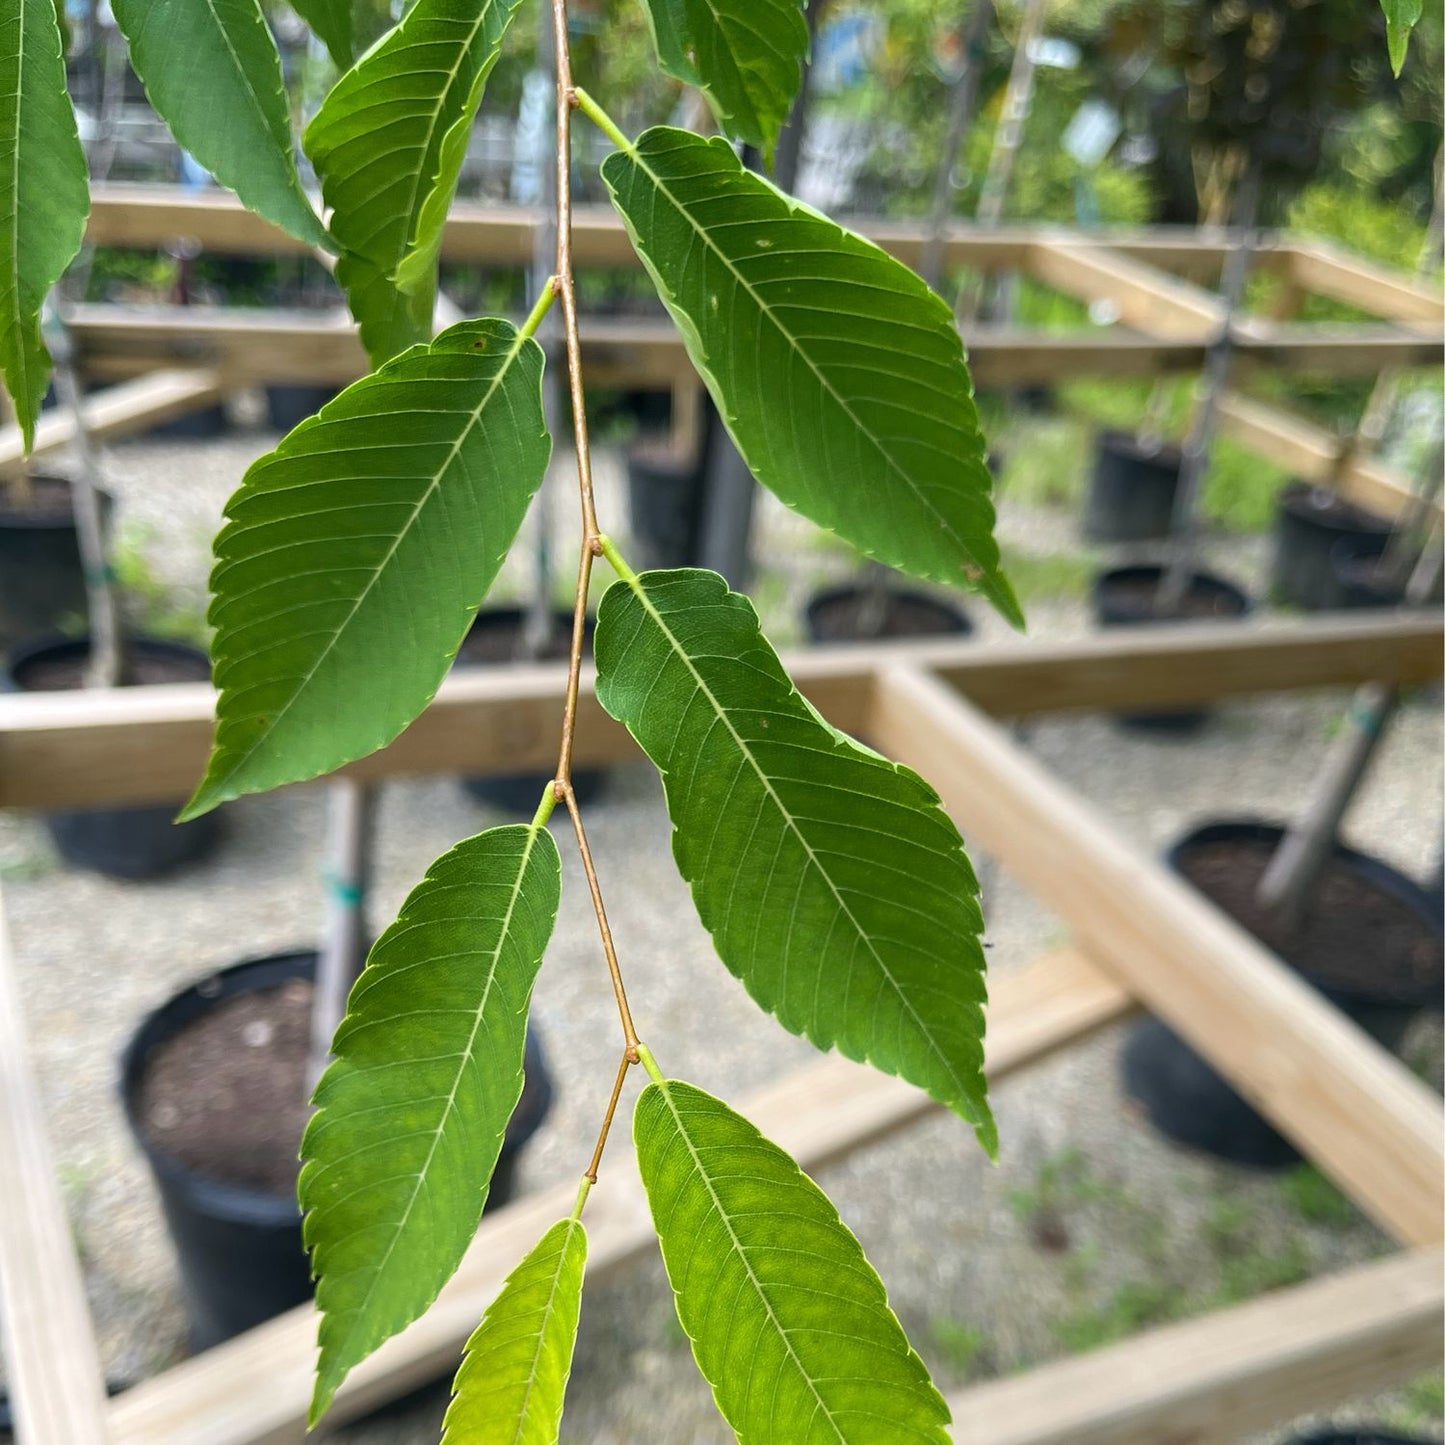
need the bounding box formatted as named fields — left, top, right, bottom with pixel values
left=0, top=614, right=1438, bottom=810
left=0, top=891, right=112, bottom=1444
left=1232, top=317, right=1442, bottom=376
left=1026, top=241, right=1222, bottom=338
left=0, top=369, right=225, bottom=477
left=106, top=946, right=1132, bottom=1445
left=1286, top=240, right=1445, bottom=326
left=949, top=1246, right=1445, bottom=1445
left=64, top=305, right=1215, bottom=391
left=84, top=185, right=1253, bottom=275
left=869, top=667, right=1445, bottom=1247
left=1217, top=390, right=1438, bottom=525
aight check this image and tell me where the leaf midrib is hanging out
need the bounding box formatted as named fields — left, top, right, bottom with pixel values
left=508, top=1221, right=579, bottom=1445
left=622, top=578, right=970, bottom=1102
left=325, top=0, right=496, bottom=275
left=616, top=135, right=990, bottom=582
left=655, top=1081, right=847, bottom=1443
left=4, top=0, right=31, bottom=416
left=324, top=824, right=545, bottom=1377
left=210, top=325, right=531, bottom=795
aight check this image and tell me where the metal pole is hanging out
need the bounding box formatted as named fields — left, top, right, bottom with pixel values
left=308, top=779, right=377, bottom=1092
left=920, top=0, right=995, bottom=291
left=1155, top=167, right=1261, bottom=613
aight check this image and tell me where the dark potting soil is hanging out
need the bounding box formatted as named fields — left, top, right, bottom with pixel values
left=1178, top=839, right=1441, bottom=1000
left=137, top=979, right=314, bottom=1194
left=809, top=591, right=965, bottom=642
left=15, top=649, right=209, bottom=692
left=1100, top=577, right=1240, bottom=623
left=0, top=475, right=80, bottom=525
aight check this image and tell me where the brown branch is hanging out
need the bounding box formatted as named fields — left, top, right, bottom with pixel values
left=585, top=1049, right=635, bottom=1185
left=563, top=784, right=641, bottom=1055
left=548, top=0, right=642, bottom=1066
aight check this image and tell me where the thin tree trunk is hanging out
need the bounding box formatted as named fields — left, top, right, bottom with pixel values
left=48, top=321, right=124, bottom=688
left=522, top=3, right=562, bottom=659
left=920, top=0, right=994, bottom=291
left=1256, top=538, right=1443, bottom=928
left=955, top=0, right=1045, bottom=322
left=1155, top=167, right=1261, bottom=613
left=307, top=779, right=377, bottom=1093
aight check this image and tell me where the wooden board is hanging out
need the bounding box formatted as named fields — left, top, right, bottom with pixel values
left=0, top=892, right=112, bottom=1444
left=0, top=369, right=225, bottom=477
left=869, top=666, right=1445, bottom=1247
left=949, top=1246, right=1445, bottom=1445
left=106, top=947, right=1133, bottom=1445
left=1232, top=317, right=1442, bottom=376
left=1026, top=240, right=1221, bottom=338
left=1287, top=241, right=1445, bottom=326
left=0, top=614, right=1438, bottom=810
left=85, top=186, right=1259, bottom=276
left=1218, top=390, right=1438, bottom=525
left=68, top=303, right=1442, bottom=393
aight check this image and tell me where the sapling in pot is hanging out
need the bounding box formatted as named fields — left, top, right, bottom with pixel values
left=0, top=315, right=223, bottom=876
left=1124, top=524, right=1444, bottom=1166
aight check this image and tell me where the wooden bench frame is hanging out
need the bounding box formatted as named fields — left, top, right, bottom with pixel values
left=0, top=610, right=1441, bottom=1443
left=4, top=194, right=1440, bottom=534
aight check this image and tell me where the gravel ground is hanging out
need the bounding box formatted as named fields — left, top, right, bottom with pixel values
left=1, top=411, right=1440, bottom=1443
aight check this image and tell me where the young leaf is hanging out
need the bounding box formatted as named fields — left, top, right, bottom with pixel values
left=1381, top=0, right=1422, bottom=72
left=442, top=1217, right=587, bottom=1445
left=305, top=0, right=524, bottom=365
left=595, top=567, right=995, bottom=1154
left=302, top=823, right=563, bottom=1424
left=290, top=0, right=353, bottom=70
left=183, top=317, right=549, bottom=818
left=636, top=1076, right=951, bottom=1443
left=599, top=126, right=1020, bottom=629
left=0, top=0, right=87, bottom=448
left=110, top=0, right=330, bottom=250
left=639, top=0, right=808, bottom=162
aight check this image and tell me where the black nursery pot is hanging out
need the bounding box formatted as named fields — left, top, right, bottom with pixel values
left=1284, top=1432, right=1437, bottom=1445
left=625, top=442, right=706, bottom=572
left=1083, top=429, right=1183, bottom=544
left=1331, top=536, right=1408, bottom=611
left=1271, top=481, right=1392, bottom=612
left=120, top=951, right=555, bottom=1351
left=0, top=477, right=114, bottom=648
left=803, top=582, right=973, bottom=645
left=264, top=384, right=341, bottom=434
left=1122, top=821, right=1444, bottom=1169
left=454, top=607, right=605, bottom=813
left=3, top=634, right=222, bottom=878
left=1091, top=564, right=1252, bottom=732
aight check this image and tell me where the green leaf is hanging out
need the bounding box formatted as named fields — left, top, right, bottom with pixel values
left=111, top=0, right=330, bottom=250
left=302, top=822, right=563, bottom=1425
left=0, top=0, right=87, bottom=448
left=636, top=1076, right=951, bottom=1443
left=183, top=317, right=549, bottom=818
left=290, top=0, right=352, bottom=70
left=639, top=0, right=808, bottom=162
left=600, top=127, right=1020, bottom=628
left=442, top=1216, right=587, bottom=1445
left=1381, top=0, right=1423, bottom=72
left=595, top=567, right=995, bottom=1152
left=305, top=0, right=524, bottom=364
